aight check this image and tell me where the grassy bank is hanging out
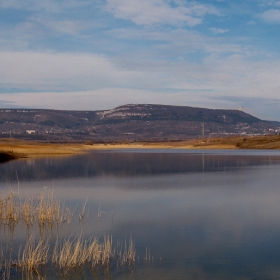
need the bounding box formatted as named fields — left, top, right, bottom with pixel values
left=1, top=135, right=280, bottom=161
left=235, top=135, right=280, bottom=149
left=87, top=135, right=280, bottom=150
left=0, top=138, right=93, bottom=159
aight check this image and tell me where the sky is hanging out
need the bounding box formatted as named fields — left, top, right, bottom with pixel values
left=0, top=0, right=280, bottom=120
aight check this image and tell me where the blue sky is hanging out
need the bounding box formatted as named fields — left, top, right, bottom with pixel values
left=0, top=0, right=280, bottom=120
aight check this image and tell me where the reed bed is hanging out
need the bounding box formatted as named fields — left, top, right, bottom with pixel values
left=52, top=235, right=113, bottom=271
left=0, top=189, right=139, bottom=279
left=0, top=192, right=20, bottom=225
left=0, top=190, right=72, bottom=229
left=15, top=235, right=50, bottom=273
left=0, top=234, right=136, bottom=279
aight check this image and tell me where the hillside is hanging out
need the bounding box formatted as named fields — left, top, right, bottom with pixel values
left=0, top=104, right=279, bottom=142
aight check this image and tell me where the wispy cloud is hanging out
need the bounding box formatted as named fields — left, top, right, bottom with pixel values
left=30, top=16, right=90, bottom=36
left=0, top=0, right=92, bottom=12
left=105, top=0, right=219, bottom=26
left=210, top=27, right=229, bottom=34
left=258, top=9, right=280, bottom=23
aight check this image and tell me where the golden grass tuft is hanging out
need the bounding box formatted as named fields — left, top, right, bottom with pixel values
left=14, top=235, right=49, bottom=275
left=0, top=189, right=73, bottom=229
left=1, top=232, right=138, bottom=279
left=0, top=191, right=20, bottom=224
left=52, top=235, right=112, bottom=271
left=21, top=197, right=36, bottom=226
left=37, top=189, right=62, bottom=226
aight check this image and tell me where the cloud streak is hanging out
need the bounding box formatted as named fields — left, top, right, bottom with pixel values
left=210, top=27, right=229, bottom=34
left=105, top=0, right=219, bottom=26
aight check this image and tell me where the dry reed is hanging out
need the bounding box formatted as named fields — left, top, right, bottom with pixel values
left=52, top=235, right=112, bottom=271
left=1, top=234, right=137, bottom=279
left=0, top=189, right=139, bottom=279
left=37, top=189, right=64, bottom=226
left=21, top=198, right=36, bottom=226
left=116, top=237, right=136, bottom=265
left=0, top=189, right=72, bottom=229
left=14, top=235, right=49, bottom=275
left=0, top=192, right=20, bottom=225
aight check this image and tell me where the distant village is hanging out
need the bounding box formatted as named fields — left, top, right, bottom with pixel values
left=0, top=105, right=279, bottom=142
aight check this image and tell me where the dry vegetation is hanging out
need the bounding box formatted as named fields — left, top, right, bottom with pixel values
left=1, top=135, right=280, bottom=163
left=15, top=235, right=50, bottom=275
left=3, top=235, right=136, bottom=279
left=0, top=138, right=93, bottom=160
left=235, top=135, right=280, bottom=149
left=0, top=189, right=72, bottom=227
left=148, top=135, right=280, bottom=149
left=0, top=189, right=138, bottom=279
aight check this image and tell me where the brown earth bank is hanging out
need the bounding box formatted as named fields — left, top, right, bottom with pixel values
left=0, top=139, right=92, bottom=163
left=1, top=135, right=280, bottom=162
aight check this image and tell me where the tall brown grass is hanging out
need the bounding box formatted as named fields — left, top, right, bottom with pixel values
left=0, top=189, right=72, bottom=229
left=1, top=236, right=138, bottom=280
left=0, top=192, right=20, bottom=225
left=0, top=189, right=139, bottom=279
left=15, top=235, right=49, bottom=274
left=21, top=197, right=36, bottom=226
left=52, top=235, right=112, bottom=271
left=37, top=189, right=64, bottom=226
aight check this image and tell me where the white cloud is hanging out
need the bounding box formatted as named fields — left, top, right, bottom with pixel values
left=0, top=51, right=143, bottom=91
left=1, top=50, right=280, bottom=110
left=258, top=9, right=280, bottom=23
left=105, top=0, right=219, bottom=26
left=0, top=0, right=92, bottom=12
left=210, top=27, right=229, bottom=34
left=0, top=0, right=60, bottom=12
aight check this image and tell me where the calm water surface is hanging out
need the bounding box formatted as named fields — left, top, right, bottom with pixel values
left=1, top=149, right=280, bottom=279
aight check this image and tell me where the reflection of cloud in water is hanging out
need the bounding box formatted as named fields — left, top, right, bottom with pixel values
left=1, top=151, right=280, bottom=279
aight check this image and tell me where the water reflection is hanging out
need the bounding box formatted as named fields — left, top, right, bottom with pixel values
left=1, top=150, right=280, bottom=184
left=1, top=150, right=280, bottom=279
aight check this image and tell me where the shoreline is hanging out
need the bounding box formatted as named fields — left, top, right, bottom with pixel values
left=1, top=135, right=280, bottom=162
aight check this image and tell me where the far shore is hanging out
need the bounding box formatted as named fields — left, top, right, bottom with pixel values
left=1, top=135, right=280, bottom=162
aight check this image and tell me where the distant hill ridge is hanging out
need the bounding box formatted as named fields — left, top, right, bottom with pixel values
left=0, top=104, right=278, bottom=141
left=101, top=104, right=260, bottom=124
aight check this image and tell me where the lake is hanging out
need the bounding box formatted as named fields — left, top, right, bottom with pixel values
left=1, top=149, right=280, bottom=279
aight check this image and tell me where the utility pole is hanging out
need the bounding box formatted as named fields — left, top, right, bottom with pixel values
left=202, top=122, right=205, bottom=137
